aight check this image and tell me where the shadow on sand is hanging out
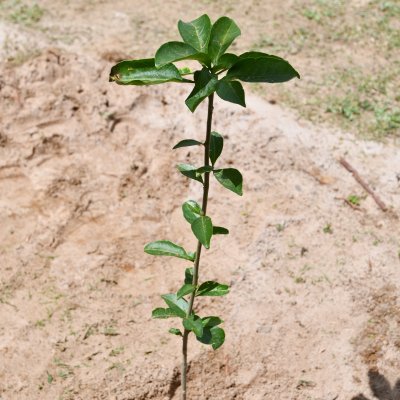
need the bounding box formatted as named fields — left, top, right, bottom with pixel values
left=352, top=369, right=400, bottom=400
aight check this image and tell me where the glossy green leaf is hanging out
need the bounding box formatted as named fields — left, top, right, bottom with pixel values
left=196, top=326, right=225, bottom=350
left=197, top=281, right=229, bottom=296
left=213, top=226, right=229, bottom=235
left=185, top=68, right=218, bottom=112
left=182, top=200, right=203, bottom=224
left=183, top=315, right=204, bottom=337
left=217, top=80, right=246, bottom=107
left=155, top=41, right=209, bottom=68
left=109, top=59, right=183, bottom=85
left=201, top=316, right=223, bottom=328
left=209, top=131, right=223, bottom=165
left=213, top=168, right=243, bottom=195
left=152, top=307, right=180, bottom=319
left=178, top=14, right=212, bottom=53
left=173, top=139, right=203, bottom=149
left=208, top=17, right=241, bottom=65
left=197, top=165, right=213, bottom=174
left=144, top=240, right=195, bottom=261
left=169, top=328, right=183, bottom=336
left=185, top=267, right=194, bottom=284
left=177, top=283, right=196, bottom=299
left=161, top=294, right=189, bottom=318
left=213, top=53, right=239, bottom=72
left=226, top=55, right=300, bottom=83
left=177, top=163, right=203, bottom=183
left=191, top=216, right=213, bottom=249
left=238, top=51, right=274, bottom=60
left=210, top=327, right=225, bottom=349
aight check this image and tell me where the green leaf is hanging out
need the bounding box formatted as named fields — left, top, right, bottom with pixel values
left=217, top=80, right=246, bottom=107
left=191, top=216, right=213, bottom=249
left=210, top=327, right=225, bottom=349
left=238, top=51, right=275, bottom=60
left=185, top=68, right=218, bottom=112
left=213, top=168, right=243, bottom=195
left=161, top=294, right=189, bottom=318
left=183, top=315, right=204, bottom=337
left=178, top=14, right=212, bottom=53
left=201, top=316, right=223, bottom=328
left=177, top=163, right=203, bottom=183
left=185, top=267, right=194, bottom=284
left=173, top=139, right=203, bottom=149
left=177, top=283, right=196, bottom=299
left=47, top=372, right=54, bottom=384
left=155, top=41, right=209, bottom=68
left=196, top=326, right=225, bottom=350
left=209, top=131, right=223, bottom=165
left=144, top=240, right=195, bottom=261
left=213, top=53, right=239, bottom=72
left=152, top=307, right=180, bottom=319
left=109, top=59, right=183, bottom=85
left=208, top=17, right=241, bottom=65
left=168, top=328, right=183, bottom=336
left=226, top=54, right=300, bottom=83
left=197, top=281, right=229, bottom=296
left=213, top=226, right=229, bottom=235
left=197, top=165, right=213, bottom=174
left=182, top=200, right=203, bottom=224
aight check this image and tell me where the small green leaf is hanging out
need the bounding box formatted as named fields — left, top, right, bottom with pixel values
left=191, top=216, right=213, bottom=249
left=201, top=316, right=223, bottom=328
left=197, top=165, right=213, bottom=174
left=185, top=267, right=194, bottom=284
left=197, top=281, right=229, bottom=296
left=213, top=53, right=239, bottom=72
left=217, top=80, right=246, bottom=107
left=213, top=226, right=229, bottom=235
left=183, top=315, right=204, bottom=337
left=208, top=17, right=241, bottom=65
left=169, top=328, right=183, bottom=336
left=155, top=41, right=210, bottom=68
left=210, top=327, right=225, bottom=349
left=196, top=326, right=225, bottom=350
left=178, top=14, right=212, bottom=53
left=47, top=371, right=53, bottom=384
left=161, top=294, right=189, bottom=318
left=185, top=68, right=218, bottom=112
left=177, top=163, right=203, bottom=183
left=177, top=283, right=196, bottom=299
left=144, top=240, right=195, bottom=261
left=209, top=131, right=223, bottom=165
left=179, top=66, right=193, bottom=75
left=182, top=200, right=203, bottom=224
left=109, top=59, right=183, bottom=85
left=152, top=307, right=180, bottom=319
left=226, top=54, right=300, bottom=83
left=173, top=139, right=203, bottom=149
left=213, top=168, right=243, bottom=195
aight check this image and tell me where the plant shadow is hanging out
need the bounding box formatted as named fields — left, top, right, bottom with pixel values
left=352, top=369, right=400, bottom=400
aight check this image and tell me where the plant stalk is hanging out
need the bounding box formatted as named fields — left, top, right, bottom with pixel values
left=181, top=93, right=214, bottom=400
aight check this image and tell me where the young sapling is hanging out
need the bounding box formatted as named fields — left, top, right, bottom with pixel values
left=109, top=14, right=299, bottom=399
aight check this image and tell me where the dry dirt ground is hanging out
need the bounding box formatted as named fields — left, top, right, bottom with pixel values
left=1, top=1, right=400, bottom=400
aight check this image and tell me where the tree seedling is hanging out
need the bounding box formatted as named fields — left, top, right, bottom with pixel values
left=109, top=14, right=299, bottom=399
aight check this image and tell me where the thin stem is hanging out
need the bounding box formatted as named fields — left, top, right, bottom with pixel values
left=181, top=93, right=214, bottom=400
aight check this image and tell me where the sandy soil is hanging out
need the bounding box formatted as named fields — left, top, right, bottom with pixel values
left=1, top=2, right=400, bottom=400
